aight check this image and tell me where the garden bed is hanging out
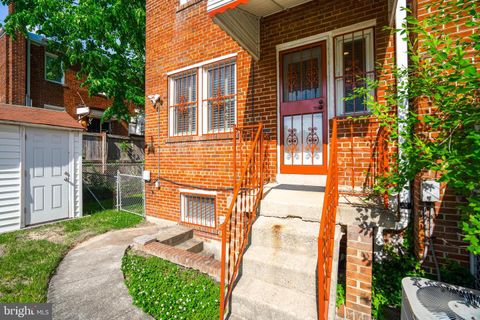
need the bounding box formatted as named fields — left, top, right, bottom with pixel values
left=122, top=250, right=220, bottom=320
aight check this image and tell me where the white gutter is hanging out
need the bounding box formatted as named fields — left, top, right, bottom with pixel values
left=375, top=0, right=411, bottom=252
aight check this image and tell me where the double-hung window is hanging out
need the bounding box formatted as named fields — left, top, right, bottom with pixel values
left=205, top=61, right=236, bottom=133
left=334, top=28, right=375, bottom=115
left=168, top=58, right=237, bottom=136
left=170, top=71, right=197, bottom=136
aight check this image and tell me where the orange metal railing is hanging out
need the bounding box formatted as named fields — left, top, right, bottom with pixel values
left=219, top=124, right=264, bottom=319
left=317, top=118, right=339, bottom=320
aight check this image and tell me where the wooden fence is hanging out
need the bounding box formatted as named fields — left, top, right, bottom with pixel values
left=83, top=132, right=144, bottom=163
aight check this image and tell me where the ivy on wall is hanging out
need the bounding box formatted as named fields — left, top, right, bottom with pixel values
left=351, top=0, right=480, bottom=253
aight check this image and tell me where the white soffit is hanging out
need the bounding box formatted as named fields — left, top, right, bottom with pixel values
left=240, top=0, right=313, bottom=17
left=208, top=0, right=314, bottom=60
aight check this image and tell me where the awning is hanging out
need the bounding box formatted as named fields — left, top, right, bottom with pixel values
left=207, top=0, right=313, bottom=60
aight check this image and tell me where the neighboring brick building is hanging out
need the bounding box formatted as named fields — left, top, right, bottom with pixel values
left=0, top=16, right=136, bottom=136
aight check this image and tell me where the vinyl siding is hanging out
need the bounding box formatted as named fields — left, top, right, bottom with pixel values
left=0, top=124, right=22, bottom=232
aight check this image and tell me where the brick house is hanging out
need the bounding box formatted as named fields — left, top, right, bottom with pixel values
left=144, top=0, right=477, bottom=319
left=0, top=8, right=141, bottom=137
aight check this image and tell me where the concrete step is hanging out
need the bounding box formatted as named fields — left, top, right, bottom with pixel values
left=175, top=238, right=204, bottom=253
left=231, top=277, right=317, bottom=320
left=260, top=185, right=324, bottom=222
left=242, top=245, right=317, bottom=296
left=251, top=216, right=319, bottom=255
left=156, top=225, right=193, bottom=246
left=276, top=174, right=327, bottom=187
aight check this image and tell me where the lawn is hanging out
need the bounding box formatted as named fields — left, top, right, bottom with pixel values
left=122, top=251, right=220, bottom=320
left=0, top=209, right=143, bottom=303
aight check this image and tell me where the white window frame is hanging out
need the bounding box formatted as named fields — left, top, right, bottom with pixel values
left=44, top=52, right=65, bottom=85
left=168, top=54, right=238, bottom=137
left=334, top=27, right=375, bottom=116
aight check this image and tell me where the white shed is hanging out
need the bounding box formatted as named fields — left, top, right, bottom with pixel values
left=0, top=104, right=83, bottom=233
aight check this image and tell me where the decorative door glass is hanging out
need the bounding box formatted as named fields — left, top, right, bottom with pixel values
left=283, top=113, right=323, bottom=166
left=283, top=46, right=322, bottom=102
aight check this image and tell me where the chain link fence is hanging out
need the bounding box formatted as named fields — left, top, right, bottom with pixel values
left=82, top=162, right=143, bottom=213
left=117, top=173, right=145, bottom=216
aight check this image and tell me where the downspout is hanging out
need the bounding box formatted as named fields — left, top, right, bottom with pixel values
left=375, top=0, right=411, bottom=254
left=26, top=39, right=31, bottom=106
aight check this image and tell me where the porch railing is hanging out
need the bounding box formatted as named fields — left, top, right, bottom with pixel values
left=219, top=124, right=264, bottom=319
left=318, top=118, right=339, bottom=320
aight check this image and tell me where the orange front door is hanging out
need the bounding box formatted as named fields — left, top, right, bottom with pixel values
left=280, top=41, right=328, bottom=174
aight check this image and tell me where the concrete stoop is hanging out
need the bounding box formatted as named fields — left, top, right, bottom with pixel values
left=132, top=225, right=220, bottom=281
left=228, top=182, right=327, bottom=320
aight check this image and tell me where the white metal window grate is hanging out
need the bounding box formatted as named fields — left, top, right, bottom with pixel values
left=181, top=194, right=216, bottom=228
left=206, top=61, right=236, bottom=133
left=171, top=71, right=197, bottom=136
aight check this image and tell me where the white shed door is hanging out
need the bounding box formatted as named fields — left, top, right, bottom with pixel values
left=26, top=128, right=70, bottom=225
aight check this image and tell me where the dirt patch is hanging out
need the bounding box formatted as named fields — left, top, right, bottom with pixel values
left=0, top=244, right=5, bottom=258
left=27, top=225, right=67, bottom=244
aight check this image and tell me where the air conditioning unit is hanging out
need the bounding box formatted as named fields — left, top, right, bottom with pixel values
left=402, top=277, right=480, bottom=319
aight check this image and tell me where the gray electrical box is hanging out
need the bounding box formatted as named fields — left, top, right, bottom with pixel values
left=421, top=180, right=441, bottom=202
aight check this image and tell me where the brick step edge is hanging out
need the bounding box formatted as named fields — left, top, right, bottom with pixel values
left=140, top=241, right=221, bottom=282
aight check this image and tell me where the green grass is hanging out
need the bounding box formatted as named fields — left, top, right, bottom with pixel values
left=0, top=210, right=143, bottom=303
left=122, top=252, right=220, bottom=320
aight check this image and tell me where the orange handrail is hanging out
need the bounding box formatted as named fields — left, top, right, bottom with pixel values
left=219, top=123, right=264, bottom=319
left=317, top=118, right=339, bottom=320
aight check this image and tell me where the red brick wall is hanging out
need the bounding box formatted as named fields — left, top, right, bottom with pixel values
left=0, top=33, right=7, bottom=104
left=145, top=0, right=395, bottom=233
left=145, top=0, right=256, bottom=230
left=412, top=0, right=478, bottom=272
left=1, top=32, right=27, bottom=106
left=346, top=225, right=373, bottom=320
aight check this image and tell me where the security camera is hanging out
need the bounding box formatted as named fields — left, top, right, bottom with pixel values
left=148, top=94, right=162, bottom=107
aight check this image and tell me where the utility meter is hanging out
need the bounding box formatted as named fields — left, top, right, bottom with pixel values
left=421, top=180, right=440, bottom=203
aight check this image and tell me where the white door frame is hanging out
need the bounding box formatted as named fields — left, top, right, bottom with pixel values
left=274, top=19, right=377, bottom=176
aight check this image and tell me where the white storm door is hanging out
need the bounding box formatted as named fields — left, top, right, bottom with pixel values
left=26, top=128, right=70, bottom=225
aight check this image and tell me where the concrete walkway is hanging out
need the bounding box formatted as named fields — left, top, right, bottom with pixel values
left=48, top=224, right=169, bottom=320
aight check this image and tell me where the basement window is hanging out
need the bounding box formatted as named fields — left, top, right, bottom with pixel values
left=180, top=193, right=216, bottom=228
left=334, top=28, right=375, bottom=115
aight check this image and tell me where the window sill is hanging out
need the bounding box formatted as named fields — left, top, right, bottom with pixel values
left=166, top=132, right=233, bottom=144
left=45, top=79, right=66, bottom=87
left=336, top=111, right=372, bottom=119
left=176, top=0, right=202, bottom=12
